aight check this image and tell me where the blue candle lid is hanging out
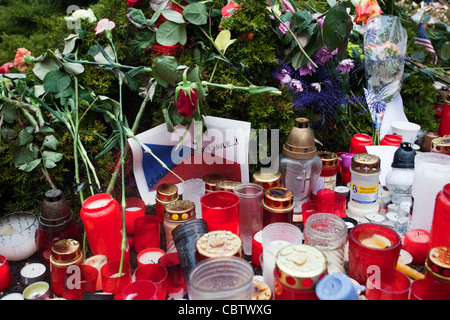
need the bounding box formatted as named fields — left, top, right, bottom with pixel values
left=315, top=273, right=365, bottom=300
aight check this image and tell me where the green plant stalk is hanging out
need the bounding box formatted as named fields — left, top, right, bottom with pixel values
left=201, top=81, right=282, bottom=94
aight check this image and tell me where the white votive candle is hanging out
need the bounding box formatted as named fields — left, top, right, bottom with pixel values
left=20, top=263, right=47, bottom=285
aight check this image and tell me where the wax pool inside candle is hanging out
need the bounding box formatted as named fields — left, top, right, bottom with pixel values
left=86, top=199, right=111, bottom=209
left=126, top=207, right=142, bottom=212
left=21, top=263, right=46, bottom=278
left=139, top=251, right=164, bottom=264
left=358, top=233, right=392, bottom=249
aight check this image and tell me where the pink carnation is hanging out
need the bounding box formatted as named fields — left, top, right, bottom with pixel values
left=95, top=18, right=116, bottom=35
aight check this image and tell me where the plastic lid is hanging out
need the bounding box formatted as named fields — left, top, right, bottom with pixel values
left=282, top=118, right=317, bottom=159
left=391, top=142, right=416, bottom=169
left=315, top=273, right=365, bottom=300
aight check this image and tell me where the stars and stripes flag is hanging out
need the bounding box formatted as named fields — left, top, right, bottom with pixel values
left=414, top=23, right=438, bottom=65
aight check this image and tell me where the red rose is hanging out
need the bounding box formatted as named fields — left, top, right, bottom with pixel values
left=174, top=88, right=198, bottom=117
left=0, top=62, right=13, bottom=74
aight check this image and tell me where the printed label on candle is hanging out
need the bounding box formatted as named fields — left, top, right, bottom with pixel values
left=351, top=184, right=378, bottom=204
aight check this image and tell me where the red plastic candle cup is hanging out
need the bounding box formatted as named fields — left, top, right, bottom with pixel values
left=430, top=183, right=450, bottom=248
left=0, top=255, right=12, bottom=292
left=380, top=134, right=403, bottom=147
left=83, top=255, right=107, bottom=291
left=348, top=224, right=402, bottom=284
left=402, top=229, right=430, bottom=265
left=200, top=191, right=240, bottom=235
left=317, top=189, right=346, bottom=218
left=134, top=264, right=168, bottom=300
left=134, top=215, right=162, bottom=253
left=100, top=259, right=132, bottom=298
left=137, top=248, right=165, bottom=267
left=122, top=280, right=158, bottom=300
left=365, top=267, right=411, bottom=300
left=158, top=252, right=185, bottom=294
left=301, top=201, right=318, bottom=225
left=251, top=230, right=263, bottom=268
left=438, top=101, right=450, bottom=136
left=409, top=278, right=449, bottom=300
left=62, top=264, right=99, bottom=300
left=80, top=193, right=123, bottom=261
left=125, top=197, right=145, bottom=235
left=350, top=133, right=373, bottom=154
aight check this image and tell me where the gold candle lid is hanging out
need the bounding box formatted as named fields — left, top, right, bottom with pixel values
left=263, top=187, right=294, bottom=212
left=431, top=135, right=450, bottom=154
left=216, top=180, right=242, bottom=192
left=156, top=183, right=179, bottom=203
left=282, top=118, right=317, bottom=159
left=252, top=171, right=281, bottom=190
left=317, top=151, right=338, bottom=168
left=426, top=246, right=450, bottom=281
left=351, top=153, right=381, bottom=174
left=203, top=173, right=227, bottom=192
left=164, top=200, right=196, bottom=222
left=274, top=244, right=327, bottom=291
left=196, top=230, right=242, bottom=259
left=50, top=239, right=82, bottom=265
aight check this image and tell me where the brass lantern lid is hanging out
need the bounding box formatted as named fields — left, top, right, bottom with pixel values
left=156, top=183, right=179, bottom=203
left=263, top=187, right=294, bottom=212
left=351, top=153, right=381, bottom=174
left=317, top=151, right=338, bottom=168
left=50, top=239, right=83, bottom=266
left=426, top=246, right=450, bottom=281
left=164, top=200, right=196, bottom=222
left=282, top=118, right=317, bottom=159
left=203, top=173, right=227, bottom=192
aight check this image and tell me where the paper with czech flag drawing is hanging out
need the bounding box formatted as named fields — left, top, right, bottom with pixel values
left=128, top=116, right=251, bottom=205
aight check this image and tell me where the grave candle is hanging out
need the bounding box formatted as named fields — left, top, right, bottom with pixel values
left=84, top=254, right=108, bottom=291
left=137, top=248, right=165, bottom=267
left=20, top=263, right=47, bottom=285
left=124, top=197, right=145, bottom=235
left=80, top=193, right=123, bottom=261
left=402, top=229, right=430, bottom=265
left=0, top=255, right=12, bottom=292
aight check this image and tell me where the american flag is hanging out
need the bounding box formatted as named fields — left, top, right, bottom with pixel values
left=414, top=23, right=438, bottom=65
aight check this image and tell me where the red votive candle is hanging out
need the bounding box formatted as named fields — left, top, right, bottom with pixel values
left=380, top=134, right=403, bottom=147
left=80, top=193, right=123, bottom=261
left=350, top=133, right=373, bottom=154
left=0, top=255, right=12, bottom=292
left=251, top=230, right=263, bottom=268
left=348, top=224, right=402, bottom=285
left=365, top=267, right=411, bottom=300
left=62, top=264, right=98, bottom=300
left=125, top=197, right=145, bottom=235
left=122, top=280, right=158, bottom=300
left=403, top=229, right=430, bottom=265
left=101, top=259, right=132, bottom=299
left=158, top=252, right=185, bottom=294
left=83, top=254, right=107, bottom=291
left=137, top=248, right=165, bottom=267
left=134, top=264, right=168, bottom=300
left=134, top=215, right=162, bottom=253
left=200, top=191, right=240, bottom=235
left=409, top=278, right=449, bottom=300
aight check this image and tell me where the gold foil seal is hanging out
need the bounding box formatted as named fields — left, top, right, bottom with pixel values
left=425, top=246, right=450, bottom=281
left=274, top=244, right=327, bottom=291
left=203, top=173, right=227, bottom=192
left=164, top=200, right=196, bottom=222
left=252, top=171, right=281, bottom=190
left=50, top=239, right=83, bottom=266
left=156, top=183, right=179, bottom=203
left=351, top=153, right=381, bottom=174
left=263, top=187, right=294, bottom=213
left=431, top=135, right=450, bottom=154
left=216, top=180, right=242, bottom=192
left=317, top=151, right=338, bottom=169
left=196, top=230, right=243, bottom=259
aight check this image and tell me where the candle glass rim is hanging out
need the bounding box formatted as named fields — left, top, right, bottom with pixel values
left=200, top=191, right=240, bottom=209
left=81, top=193, right=114, bottom=211
left=137, top=247, right=166, bottom=264
left=304, top=213, right=348, bottom=241
left=158, top=252, right=180, bottom=267
left=100, top=259, right=132, bottom=278
left=365, top=266, right=411, bottom=298
left=0, top=211, right=38, bottom=238
left=0, top=255, right=7, bottom=265
left=122, top=279, right=158, bottom=300
left=134, top=214, right=162, bottom=225
left=134, top=264, right=168, bottom=283
left=410, top=278, right=449, bottom=300
left=349, top=223, right=402, bottom=252
left=233, top=183, right=263, bottom=198
left=125, top=197, right=145, bottom=209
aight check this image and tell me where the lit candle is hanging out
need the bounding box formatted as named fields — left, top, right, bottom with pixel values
left=0, top=255, right=12, bottom=292
left=360, top=233, right=392, bottom=249
left=137, top=248, right=165, bottom=267
left=20, top=263, right=47, bottom=285
left=80, top=193, right=123, bottom=261
left=84, top=254, right=108, bottom=291
left=402, top=229, right=430, bottom=265
left=125, top=197, right=145, bottom=235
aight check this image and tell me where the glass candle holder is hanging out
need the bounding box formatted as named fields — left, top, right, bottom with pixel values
left=80, top=193, right=123, bottom=261
left=251, top=230, right=263, bottom=268
left=134, top=215, right=162, bottom=253
left=262, top=223, right=303, bottom=293
left=22, top=281, right=50, bottom=300
left=134, top=264, right=168, bottom=300
left=62, top=264, right=98, bottom=300
left=188, top=256, right=254, bottom=300
left=124, top=197, right=145, bottom=235
left=0, top=255, right=12, bottom=292
left=365, top=267, right=411, bottom=300
left=158, top=252, right=185, bottom=294
left=100, top=259, right=132, bottom=298
left=83, top=254, right=107, bottom=291
left=233, top=183, right=263, bottom=255
left=350, top=133, right=373, bottom=154
left=311, top=151, right=338, bottom=199
left=424, top=246, right=450, bottom=293
left=262, top=187, right=294, bottom=227
left=121, top=280, right=158, bottom=300
left=0, top=212, right=38, bottom=261
left=348, top=224, right=402, bottom=285
left=182, top=178, right=205, bottom=219
left=201, top=191, right=240, bottom=235
left=303, top=213, right=348, bottom=274
left=409, top=278, right=449, bottom=300
left=137, top=248, right=165, bottom=267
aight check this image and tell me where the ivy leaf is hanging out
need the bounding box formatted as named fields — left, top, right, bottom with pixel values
left=151, top=55, right=179, bottom=87
left=33, top=55, right=61, bottom=80
left=13, top=143, right=39, bottom=171
left=42, top=135, right=59, bottom=150
left=42, top=151, right=63, bottom=169
left=19, top=159, right=42, bottom=172
left=183, top=3, right=208, bottom=25
left=43, top=70, right=72, bottom=93
left=18, top=129, right=33, bottom=146
left=156, top=21, right=187, bottom=46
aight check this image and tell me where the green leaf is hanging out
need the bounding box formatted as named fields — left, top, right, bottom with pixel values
left=291, top=9, right=312, bottom=33
left=18, top=129, right=33, bottom=146
left=19, top=159, right=42, bottom=172
left=43, top=70, right=72, bottom=93
left=131, top=31, right=155, bottom=54
left=322, top=3, right=352, bottom=53
left=13, top=144, right=39, bottom=169
left=156, top=21, right=187, bottom=46
left=128, top=8, right=149, bottom=27
left=151, top=55, right=179, bottom=87
left=42, top=150, right=63, bottom=164
left=33, top=55, right=61, bottom=80
left=161, top=10, right=185, bottom=24
left=62, top=62, right=84, bottom=76
left=183, top=3, right=208, bottom=25
left=42, top=135, right=59, bottom=150
left=63, top=34, right=80, bottom=55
